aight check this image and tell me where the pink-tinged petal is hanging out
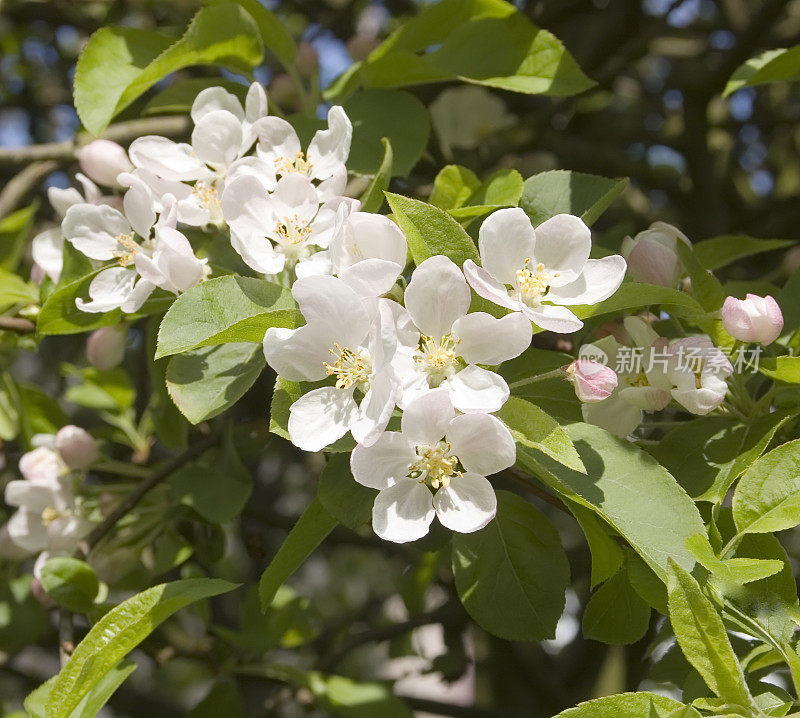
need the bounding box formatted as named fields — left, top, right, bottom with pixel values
left=521, top=303, right=583, bottom=334
left=404, top=255, right=471, bottom=337
left=564, top=359, right=618, bottom=403
left=54, top=426, right=98, bottom=469
left=77, top=139, right=132, bottom=188
left=477, top=208, right=537, bottom=284
left=626, top=238, right=682, bottom=287
left=722, top=294, right=784, bottom=345
left=401, top=389, right=455, bottom=445
left=547, top=256, right=627, bottom=306
left=533, top=214, right=591, bottom=286
left=351, top=433, right=417, bottom=489
left=452, top=311, right=531, bottom=365
left=433, top=472, right=497, bottom=534
left=447, top=414, right=515, bottom=476
left=287, top=387, right=358, bottom=452
left=372, top=481, right=435, bottom=543
left=463, top=259, right=518, bottom=310
left=18, top=447, right=63, bottom=486
left=445, top=365, right=509, bottom=414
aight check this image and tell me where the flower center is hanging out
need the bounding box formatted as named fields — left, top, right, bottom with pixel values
left=408, top=441, right=459, bottom=489
left=275, top=215, right=313, bottom=258
left=627, top=371, right=650, bottom=388
left=515, top=260, right=558, bottom=305
left=192, top=180, right=221, bottom=216
left=112, top=233, right=139, bottom=267
left=275, top=151, right=313, bottom=176
left=415, top=334, right=461, bottom=385
left=324, top=343, right=372, bottom=390
left=41, top=506, right=64, bottom=526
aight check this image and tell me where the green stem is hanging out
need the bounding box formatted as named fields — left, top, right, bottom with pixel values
left=508, top=368, right=564, bottom=389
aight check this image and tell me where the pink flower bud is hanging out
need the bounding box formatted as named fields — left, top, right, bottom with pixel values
left=54, top=426, right=99, bottom=470
left=722, top=294, right=784, bottom=345
left=621, top=221, right=691, bottom=287
left=77, top=139, right=132, bottom=188
left=86, top=325, right=127, bottom=371
left=563, top=359, right=618, bottom=403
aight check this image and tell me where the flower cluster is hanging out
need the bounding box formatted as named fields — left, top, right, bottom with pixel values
left=1, top=427, right=98, bottom=576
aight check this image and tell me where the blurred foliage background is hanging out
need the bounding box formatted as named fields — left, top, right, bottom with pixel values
left=1, top=1, right=800, bottom=716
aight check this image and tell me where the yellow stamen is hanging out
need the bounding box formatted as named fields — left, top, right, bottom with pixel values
left=275, top=151, right=313, bottom=176
left=275, top=215, right=313, bottom=246
left=323, top=343, right=371, bottom=390
left=111, top=233, right=139, bottom=267
left=408, top=441, right=460, bottom=489
left=415, top=334, right=460, bottom=381
left=41, top=506, right=62, bottom=526
left=516, top=259, right=551, bottom=302
left=192, top=181, right=221, bottom=214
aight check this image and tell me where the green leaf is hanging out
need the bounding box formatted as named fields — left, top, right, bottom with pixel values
left=166, top=342, right=265, bottom=424
left=359, top=138, right=393, bottom=213
left=204, top=0, right=296, bottom=68
left=0, top=371, right=20, bottom=441
left=582, top=563, right=651, bottom=645
left=550, top=692, right=691, bottom=717
left=318, top=454, right=376, bottom=531
left=63, top=366, right=135, bottom=412
left=567, top=500, right=624, bottom=587
left=74, top=5, right=263, bottom=135
left=385, top=192, right=479, bottom=267
left=693, top=235, right=795, bottom=271
left=519, top=170, right=627, bottom=226
left=675, top=242, right=725, bottom=312
left=724, top=46, right=800, bottom=97
left=340, top=0, right=594, bottom=99
left=155, top=275, right=300, bottom=359
left=651, top=411, right=793, bottom=503
left=259, top=498, right=338, bottom=610
left=44, top=578, right=236, bottom=718
left=187, top=678, right=243, bottom=718
left=430, top=165, right=481, bottom=210
left=496, top=396, right=584, bottom=472
left=521, top=423, right=706, bottom=581
left=344, top=90, right=430, bottom=177
left=26, top=661, right=137, bottom=718
left=759, top=356, right=800, bottom=384
left=451, top=490, right=570, bottom=641
left=169, top=430, right=252, bottom=524
left=0, top=203, right=38, bottom=271
left=666, top=560, right=755, bottom=710
left=144, top=77, right=248, bottom=115
left=685, top=533, right=782, bottom=585
left=447, top=169, right=525, bottom=221
left=39, top=557, right=100, bottom=613
left=732, top=438, right=800, bottom=535
left=0, top=268, right=38, bottom=309
left=146, top=316, right=188, bottom=449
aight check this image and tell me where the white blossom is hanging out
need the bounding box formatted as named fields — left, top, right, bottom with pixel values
left=666, top=336, right=732, bottom=415
left=351, top=390, right=514, bottom=542
left=464, top=208, right=626, bottom=333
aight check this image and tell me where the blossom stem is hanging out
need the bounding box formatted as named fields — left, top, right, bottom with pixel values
left=508, top=368, right=564, bottom=389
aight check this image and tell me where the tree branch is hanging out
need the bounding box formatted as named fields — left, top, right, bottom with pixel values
left=0, top=161, right=57, bottom=221
left=0, top=316, right=36, bottom=334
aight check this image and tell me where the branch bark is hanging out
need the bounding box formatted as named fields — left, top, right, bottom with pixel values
left=0, top=161, right=57, bottom=221
left=0, top=316, right=36, bottom=334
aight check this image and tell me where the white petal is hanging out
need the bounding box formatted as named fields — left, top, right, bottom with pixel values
left=351, top=433, right=416, bottom=489
left=547, top=256, right=627, bottom=306
left=447, top=413, right=515, bottom=475
left=351, top=371, right=399, bottom=446
left=192, top=110, right=244, bottom=169
left=137, top=227, right=206, bottom=293
left=331, top=212, right=408, bottom=271
left=316, top=163, right=348, bottom=201
left=477, top=208, right=536, bottom=284
left=191, top=86, right=244, bottom=123
left=521, top=303, right=583, bottom=333
left=372, top=481, right=435, bottom=543
left=230, top=226, right=285, bottom=275
left=288, top=387, right=358, bottom=452
left=222, top=175, right=274, bottom=237
left=291, top=275, right=370, bottom=347
left=272, top=172, right=318, bottom=210
left=463, top=259, right=518, bottom=310
left=339, top=259, right=402, bottom=298
left=31, top=228, right=64, bottom=282
left=225, top=156, right=277, bottom=191
left=533, top=214, right=591, bottom=286
left=48, top=186, right=85, bottom=217
left=404, top=255, right=471, bottom=337
left=7, top=508, right=48, bottom=553
left=263, top=324, right=338, bottom=382
left=445, top=365, right=509, bottom=414
left=254, top=117, right=302, bottom=166
left=62, top=204, right=129, bottom=261
left=119, top=278, right=154, bottom=313
left=295, top=251, right=332, bottom=278
left=308, top=105, right=352, bottom=181
left=4, top=481, right=53, bottom=511
left=581, top=394, right=642, bottom=437
left=75, top=267, right=136, bottom=313
left=618, top=385, right=671, bottom=411
left=120, top=173, right=156, bottom=239
left=433, top=472, right=497, bottom=534
left=400, top=388, right=455, bottom=445
left=19, top=447, right=63, bottom=485
left=452, top=311, right=532, bottom=365
left=245, top=82, right=268, bottom=123
left=128, top=136, right=211, bottom=182
left=311, top=196, right=360, bottom=249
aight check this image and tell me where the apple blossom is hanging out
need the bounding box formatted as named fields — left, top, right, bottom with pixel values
left=78, top=139, right=133, bottom=187
left=253, top=105, right=352, bottom=201
left=392, top=256, right=529, bottom=413
left=563, top=359, right=618, bottom=403
left=263, top=275, right=400, bottom=451
left=464, top=208, right=626, bottom=333
left=54, top=426, right=99, bottom=470
left=351, top=390, right=514, bottom=542
left=222, top=172, right=358, bottom=277
left=86, top=325, right=127, bottom=371
left=666, top=336, right=733, bottom=415
left=621, top=221, right=691, bottom=287
left=722, top=294, right=784, bottom=345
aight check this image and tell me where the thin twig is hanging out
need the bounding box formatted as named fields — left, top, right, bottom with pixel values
left=0, top=160, right=57, bottom=221
left=0, top=316, right=36, bottom=334
left=58, top=611, right=74, bottom=667
left=81, top=429, right=221, bottom=554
